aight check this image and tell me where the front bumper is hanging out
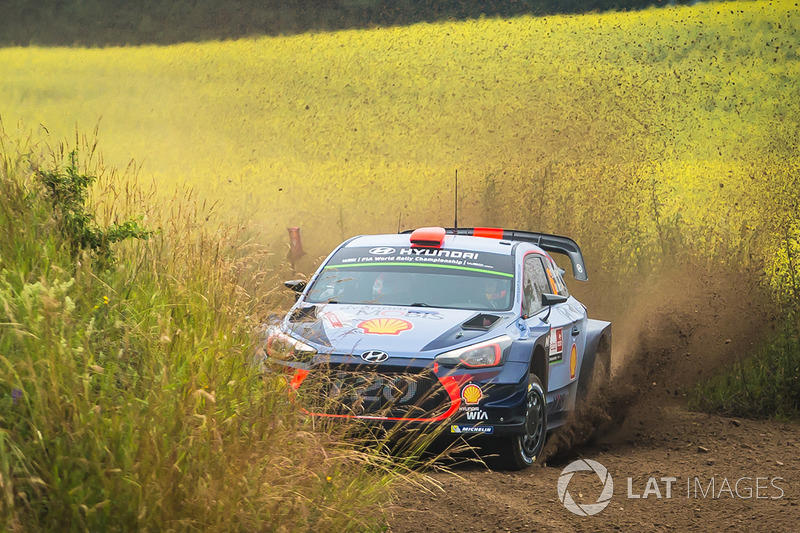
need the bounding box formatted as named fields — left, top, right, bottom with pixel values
left=266, top=355, right=530, bottom=436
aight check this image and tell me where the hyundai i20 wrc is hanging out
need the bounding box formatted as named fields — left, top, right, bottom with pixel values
left=264, top=227, right=611, bottom=470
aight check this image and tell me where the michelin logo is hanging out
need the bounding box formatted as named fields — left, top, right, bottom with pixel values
left=450, top=425, right=493, bottom=435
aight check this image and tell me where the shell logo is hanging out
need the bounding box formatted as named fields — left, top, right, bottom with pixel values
left=357, top=318, right=413, bottom=335
left=570, top=344, right=578, bottom=380
left=461, top=384, right=483, bottom=405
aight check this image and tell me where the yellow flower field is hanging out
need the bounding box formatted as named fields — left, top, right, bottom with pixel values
left=1, top=0, right=797, bottom=294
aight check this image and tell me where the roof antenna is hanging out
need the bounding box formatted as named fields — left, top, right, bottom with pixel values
left=453, top=169, right=458, bottom=235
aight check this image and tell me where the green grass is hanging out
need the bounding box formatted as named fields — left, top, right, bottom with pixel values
left=689, top=327, right=800, bottom=420
left=0, top=128, right=403, bottom=531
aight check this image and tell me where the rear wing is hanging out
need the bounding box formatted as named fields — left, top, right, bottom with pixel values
left=401, top=227, right=588, bottom=281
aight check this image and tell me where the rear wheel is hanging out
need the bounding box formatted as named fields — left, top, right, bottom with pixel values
left=487, top=374, right=547, bottom=470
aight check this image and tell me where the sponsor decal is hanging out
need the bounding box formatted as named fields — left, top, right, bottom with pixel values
left=399, top=248, right=479, bottom=260
left=352, top=307, right=444, bottom=320
left=360, top=350, right=389, bottom=363
left=368, top=247, right=396, bottom=255
left=459, top=406, right=489, bottom=421
left=549, top=328, right=564, bottom=363
left=320, top=307, right=446, bottom=331
left=450, top=425, right=494, bottom=435
left=406, top=310, right=445, bottom=320
left=327, top=246, right=512, bottom=276
left=323, top=312, right=343, bottom=328
left=570, top=344, right=578, bottom=379
left=461, top=383, right=483, bottom=405
left=357, top=318, right=413, bottom=335
left=330, top=260, right=511, bottom=277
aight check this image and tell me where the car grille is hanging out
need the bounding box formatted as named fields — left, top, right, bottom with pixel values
left=300, top=365, right=452, bottom=419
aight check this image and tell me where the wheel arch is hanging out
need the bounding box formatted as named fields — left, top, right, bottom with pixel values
left=529, top=333, right=550, bottom=393
left=580, top=319, right=612, bottom=386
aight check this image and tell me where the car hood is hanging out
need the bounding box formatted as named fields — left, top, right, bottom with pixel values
left=285, top=303, right=514, bottom=359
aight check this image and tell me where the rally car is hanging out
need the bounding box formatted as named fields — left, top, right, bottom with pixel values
left=264, top=227, right=611, bottom=470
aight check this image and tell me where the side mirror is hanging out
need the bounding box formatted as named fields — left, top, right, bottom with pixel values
left=540, top=293, right=567, bottom=323
left=541, top=293, right=567, bottom=307
left=284, top=280, right=307, bottom=301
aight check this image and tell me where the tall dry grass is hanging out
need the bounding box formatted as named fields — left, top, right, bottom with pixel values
left=0, top=125, right=413, bottom=531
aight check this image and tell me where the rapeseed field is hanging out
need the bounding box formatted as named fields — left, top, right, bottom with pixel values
left=0, top=0, right=797, bottom=300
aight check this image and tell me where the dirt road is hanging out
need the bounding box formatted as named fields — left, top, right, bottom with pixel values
left=389, top=403, right=799, bottom=532
left=387, top=264, right=799, bottom=532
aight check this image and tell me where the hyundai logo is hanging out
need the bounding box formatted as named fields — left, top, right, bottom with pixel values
left=368, top=247, right=396, bottom=255
left=361, top=350, right=389, bottom=363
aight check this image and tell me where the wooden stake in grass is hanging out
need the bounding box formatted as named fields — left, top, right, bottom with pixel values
left=288, top=226, right=306, bottom=273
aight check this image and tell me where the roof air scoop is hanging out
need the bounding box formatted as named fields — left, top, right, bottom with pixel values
left=410, top=226, right=446, bottom=248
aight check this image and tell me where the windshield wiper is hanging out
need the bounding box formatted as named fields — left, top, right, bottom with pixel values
left=410, top=302, right=431, bottom=307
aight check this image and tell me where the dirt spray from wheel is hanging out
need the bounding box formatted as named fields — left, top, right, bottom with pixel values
left=541, top=261, right=770, bottom=462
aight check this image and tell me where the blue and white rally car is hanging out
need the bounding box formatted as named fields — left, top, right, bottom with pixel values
left=264, top=227, right=611, bottom=469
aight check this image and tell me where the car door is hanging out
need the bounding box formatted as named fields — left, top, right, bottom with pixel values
left=542, top=254, right=587, bottom=406
left=521, top=253, right=577, bottom=399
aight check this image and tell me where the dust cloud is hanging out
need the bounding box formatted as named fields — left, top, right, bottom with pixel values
left=542, top=260, right=771, bottom=461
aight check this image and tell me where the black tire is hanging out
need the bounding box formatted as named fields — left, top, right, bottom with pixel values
left=487, top=374, right=547, bottom=470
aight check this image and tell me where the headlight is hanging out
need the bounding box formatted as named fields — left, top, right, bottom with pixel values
left=435, top=335, right=513, bottom=368
left=265, top=327, right=317, bottom=360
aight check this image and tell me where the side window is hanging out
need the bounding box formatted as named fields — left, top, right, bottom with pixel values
left=523, top=256, right=551, bottom=317
left=546, top=258, right=570, bottom=298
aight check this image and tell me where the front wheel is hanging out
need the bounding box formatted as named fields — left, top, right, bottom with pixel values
left=487, top=374, right=547, bottom=470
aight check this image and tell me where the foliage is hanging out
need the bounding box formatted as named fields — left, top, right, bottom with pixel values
left=36, top=149, right=151, bottom=265
left=688, top=326, right=800, bottom=419
left=0, top=130, right=397, bottom=531
left=0, top=0, right=696, bottom=46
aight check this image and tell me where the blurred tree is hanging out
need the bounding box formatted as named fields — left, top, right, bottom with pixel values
left=0, top=0, right=693, bottom=46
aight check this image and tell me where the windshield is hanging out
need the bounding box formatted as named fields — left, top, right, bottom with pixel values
left=306, top=246, right=514, bottom=311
